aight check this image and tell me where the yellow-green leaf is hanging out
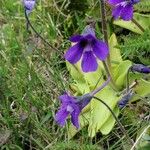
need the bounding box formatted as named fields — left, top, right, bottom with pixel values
left=113, top=60, right=132, bottom=89
left=113, top=13, right=150, bottom=34
left=132, top=79, right=150, bottom=101
left=88, top=86, right=119, bottom=137
left=109, top=33, right=122, bottom=64
left=100, top=106, right=119, bottom=135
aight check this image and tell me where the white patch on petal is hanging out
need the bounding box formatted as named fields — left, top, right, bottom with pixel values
left=116, top=1, right=128, bottom=7
left=66, top=105, right=74, bottom=113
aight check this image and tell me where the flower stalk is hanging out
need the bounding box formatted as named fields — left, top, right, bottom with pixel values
left=24, top=9, right=63, bottom=55
left=99, top=0, right=118, bottom=90
left=126, top=67, right=131, bottom=93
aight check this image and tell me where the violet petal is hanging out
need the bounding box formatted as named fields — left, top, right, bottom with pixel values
left=59, top=93, right=71, bottom=104
left=65, top=43, right=83, bottom=64
left=71, top=109, right=80, bottom=129
left=81, top=51, right=98, bottom=72
left=112, top=5, right=123, bottom=20
left=69, top=35, right=83, bottom=42
left=55, top=107, right=69, bottom=126
left=93, top=40, right=109, bottom=60
left=108, top=0, right=124, bottom=5
left=121, top=4, right=133, bottom=21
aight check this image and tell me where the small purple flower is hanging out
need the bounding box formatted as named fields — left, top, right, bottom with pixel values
left=23, top=0, right=36, bottom=14
left=131, top=64, right=150, bottom=74
left=55, top=93, right=92, bottom=128
left=108, top=0, right=140, bottom=21
left=65, top=25, right=109, bottom=72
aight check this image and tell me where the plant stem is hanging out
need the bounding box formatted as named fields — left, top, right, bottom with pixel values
left=132, top=18, right=145, bottom=33
left=99, top=0, right=117, bottom=90
left=100, top=0, right=108, bottom=43
left=24, top=10, right=63, bottom=55
left=93, top=96, right=134, bottom=147
left=90, top=77, right=110, bottom=96
left=126, top=67, right=131, bottom=93
left=99, top=0, right=110, bottom=62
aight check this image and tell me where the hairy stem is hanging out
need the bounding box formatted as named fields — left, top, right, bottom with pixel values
left=99, top=0, right=110, bottom=62
left=93, top=96, right=134, bottom=147
left=132, top=18, right=145, bottom=33
left=100, top=0, right=108, bottom=43
left=24, top=10, right=63, bottom=55
left=99, top=0, right=117, bottom=90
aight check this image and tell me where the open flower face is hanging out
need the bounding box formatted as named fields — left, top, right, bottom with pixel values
left=65, top=25, right=109, bottom=72
left=108, top=0, right=140, bottom=21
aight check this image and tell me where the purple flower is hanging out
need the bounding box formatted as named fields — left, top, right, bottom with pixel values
left=65, top=25, right=109, bottom=72
left=131, top=64, right=150, bottom=74
left=55, top=93, right=92, bottom=128
left=23, top=0, right=36, bottom=14
left=108, top=0, right=140, bottom=21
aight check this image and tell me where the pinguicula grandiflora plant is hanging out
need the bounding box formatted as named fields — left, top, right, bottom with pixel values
left=23, top=0, right=150, bottom=148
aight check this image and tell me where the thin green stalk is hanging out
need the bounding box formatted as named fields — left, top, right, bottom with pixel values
left=24, top=10, right=63, bottom=56
left=93, top=96, right=134, bottom=147
left=126, top=67, right=131, bottom=93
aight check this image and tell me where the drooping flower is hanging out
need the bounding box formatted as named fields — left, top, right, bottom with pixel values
left=131, top=64, right=150, bottom=74
left=108, top=0, right=140, bottom=21
left=55, top=93, right=92, bottom=128
left=55, top=77, right=110, bottom=128
left=65, top=25, right=109, bottom=72
left=23, top=0, right=36, bottom=14
left=118, top=90, right=134, bottom=108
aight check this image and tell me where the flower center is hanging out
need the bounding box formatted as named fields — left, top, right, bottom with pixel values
left=80, top=38, right=93, bottom=52
left=84, top=43, right=93, bottom=52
